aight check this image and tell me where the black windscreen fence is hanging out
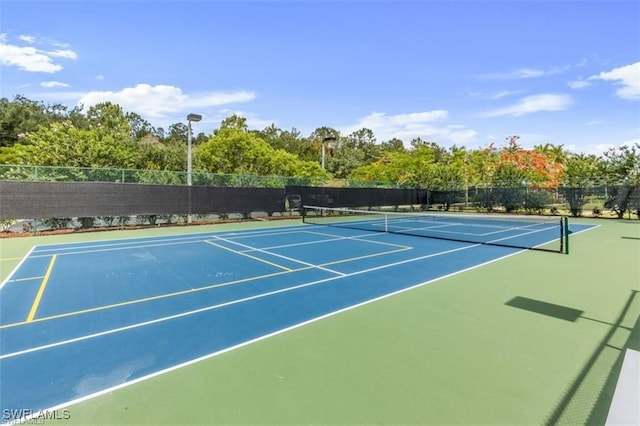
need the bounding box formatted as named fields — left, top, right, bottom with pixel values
left=0, top=181, right=190, bottom=219
left=0, top=181, right=290, bottom=219
left=2, top=181, right=638, bottom=221
left=285, top=186, right=427, bottom=209
left=0, top=181, right=423, bottom=220
left=189, top=186, right=286, bottom=215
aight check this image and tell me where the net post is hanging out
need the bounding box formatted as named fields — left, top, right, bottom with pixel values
left=563, top=216, right=570, bottom=254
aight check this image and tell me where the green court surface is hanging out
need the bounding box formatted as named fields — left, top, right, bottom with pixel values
left=1, top=218, right=638, bottom=425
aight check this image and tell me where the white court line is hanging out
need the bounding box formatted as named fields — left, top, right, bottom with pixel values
left=215, top=228, right=317, bottom=241
left=29, top=225, right=307, bottom=254
left=4, top=276, right=45, bottom=284
left=482, top=224, right=558, bottom=244
left=26, top=230, right=400, bottom=259
left=25, top=242, right=531, bottom=420
left=27, top=229, right=323, bottom=259
left=29, top=238, right=211, bottom=258
left=476, top=222, right=555, bottom=237
left=0, top=244, right=413, bottom=331
left=301, top=230, right=413, bottom=249
left=27, top=226, right=358, bottom=259
left=203, top=240, right=293, bottom=271
left=0, top=246, right=36, bottom=291
left=209, top=235, right=347, bottom=276
left=31, top=234, right=213, bottom=253
left=0, top=242, right=479, bottom=360
left=606, top=349, right=640, bottom=425
left=390, top=222, right=556, bottom=239
left=0, top=224, right=600, bottom=332
left=387, top=215, right=561, bottom=236
left=234, top=231, right=412, bottom=253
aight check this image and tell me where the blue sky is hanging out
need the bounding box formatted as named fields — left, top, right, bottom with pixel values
left=1, top=0, right=638, bottom=155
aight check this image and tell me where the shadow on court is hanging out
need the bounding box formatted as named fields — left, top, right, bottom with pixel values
left=506, top=290, right=639, bottom=425
left=506, top=296, right=583, bottom=322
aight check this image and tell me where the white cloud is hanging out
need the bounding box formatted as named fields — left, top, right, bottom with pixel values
left=356, top=110, right=448, bottom=129
left=480, top=68, right=544, bottom=79
left=467, top=89, right=523, bottom=100
left=0, top=35, right=76, bottom=73
left=95, top=75, right=105, bottom=80
left=489, top=90, right=523, bottom=100
left=568, top=80, right=591, bottom=89
left=0, top=44, right=62, bottom=73
left=565, top=139, right=640, bottom=156
left=481, top=65, right=572, bottom=80
left=564, top=143, right=615, bottom=156
left=40, top=81, right=70, bottom=88
left=482, top=93, right=573, bottom=117
left=514, top=68, right=548, bottom=78
left=341, top=110, right=478, bottom=146
left=18, top=35, right=36, bottom=43
left=77, top=83, right=256, bottom=119
left=48, top=49, right=77, bottom=60
left=589, top=62, right=640, bottom=100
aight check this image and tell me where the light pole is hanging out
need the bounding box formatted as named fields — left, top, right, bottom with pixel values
left=322, top=136, right=336, bottom=169
left=186, top=113, right=202, bottom=186
left=186, top=113, right=202, bottom=224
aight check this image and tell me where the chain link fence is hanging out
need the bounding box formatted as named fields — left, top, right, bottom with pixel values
left=0, top=164, right=403, bottom=189
left=1, top=165, right=639, bottom=227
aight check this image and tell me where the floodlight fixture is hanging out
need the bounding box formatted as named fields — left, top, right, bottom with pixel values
left=321, top=136, right=337, bottom=169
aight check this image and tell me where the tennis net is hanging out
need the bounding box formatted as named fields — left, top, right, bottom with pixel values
left=302, top=205, right=569, bottom=254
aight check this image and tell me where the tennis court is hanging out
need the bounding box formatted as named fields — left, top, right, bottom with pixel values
left=0, top=215, right=637, bottom=425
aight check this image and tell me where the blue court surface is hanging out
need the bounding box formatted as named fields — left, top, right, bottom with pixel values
left=0, top=219, right=595, bottom=419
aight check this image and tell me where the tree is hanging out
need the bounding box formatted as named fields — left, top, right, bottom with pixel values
left=380, top=138, right=405, bottom=153
left=0, top=120, right=140, bottom=169
left=196, top=127, right=328, bottom=179
left=0, top=96, right=63, bottom=147
left=465, top=144, right=499, bottom=187
left=495, top=136, right=562, bottom=188
left=321, top=128, right=381, bottom=179
left=426, top=163, right=466, bottom=210
left=350, top=150, right=419, bottom=186
left=218, top=114, right=248, bottom=132
left=345, top=128, right=381, bottom=165
left=602, top=143, right=640, bottom=184
left=349, top=144, right=447, bottom=188
left=163, top=122, right=187, bottom=143
left=534, top=143, right=567, bottom=166
left=484, top=136, right=561, bottom=212
left=127, top=112, right=156, bottom=140
left=326, top=142, right=366, bottom=179
left=601, top=143, right=640, bottom=218
left=254, top=124, right=308, bottom=158
left=86, top=102, right=132, bottom=137
left=559, top=153, right=602, bottom=216
left=137, top=135, right=187, bottom=171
